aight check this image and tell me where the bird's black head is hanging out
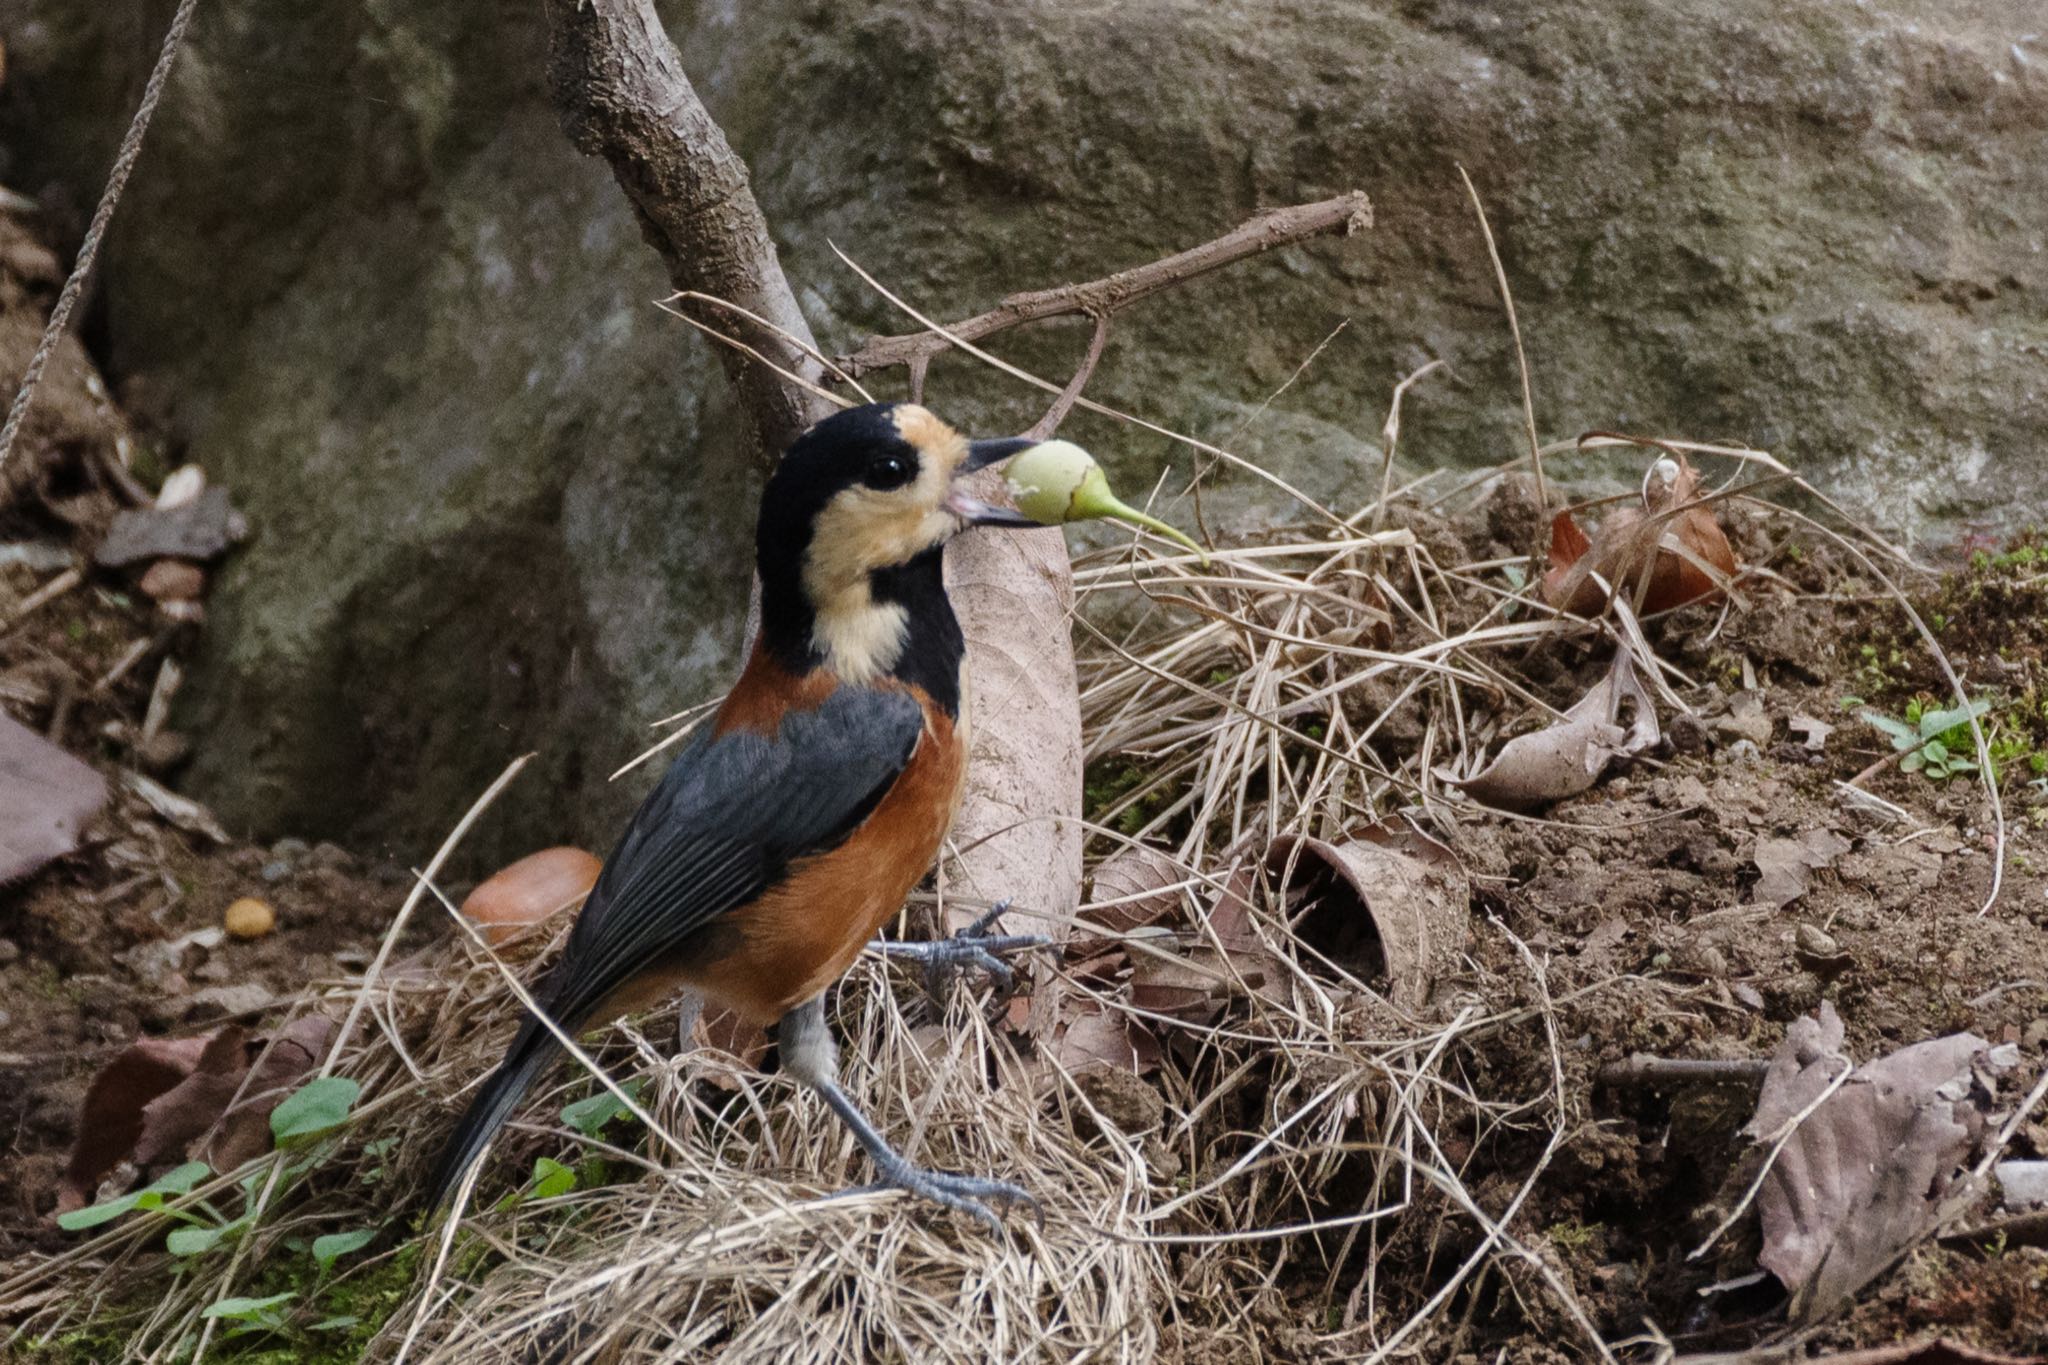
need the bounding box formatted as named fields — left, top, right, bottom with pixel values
left=755, top=402, right=1039, bottom=695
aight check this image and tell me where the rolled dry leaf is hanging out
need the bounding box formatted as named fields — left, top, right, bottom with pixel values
left=1454, top=649, right=1659, bottom=809
left=1263, top=821, right=1468, bottom=1013
left=1543, top=454, right=1736, bottom=616
left=461, top=846, right=601, bottom=949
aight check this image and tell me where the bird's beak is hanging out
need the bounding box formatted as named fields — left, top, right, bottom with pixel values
left=961, top=436, right=1038, bottom=472
left=946, top=436, right=1042, bottom=527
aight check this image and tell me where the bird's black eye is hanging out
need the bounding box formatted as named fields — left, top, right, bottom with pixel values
left=864, top=451, right=918, bottom=490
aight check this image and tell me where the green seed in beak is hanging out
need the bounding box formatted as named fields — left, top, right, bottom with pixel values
left=1005, top=440, right=1207, bottom=559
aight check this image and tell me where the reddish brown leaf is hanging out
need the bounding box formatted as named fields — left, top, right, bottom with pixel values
left=1542, top=455, right=1737, bottom=616
left=59, top=1014, right=337, bottom=1212
left=59, top=1035, right=211, bottom=1212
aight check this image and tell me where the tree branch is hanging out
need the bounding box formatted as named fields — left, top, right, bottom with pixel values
left=541, top=0, right=829, bottom=464
left=836, top=191, right=1374, bottom=379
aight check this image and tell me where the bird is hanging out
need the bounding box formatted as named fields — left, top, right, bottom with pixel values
left=427, top=401, right=1053, bottom=1229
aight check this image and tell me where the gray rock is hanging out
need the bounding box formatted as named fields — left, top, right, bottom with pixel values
left=3, top=1, right=2043, bottom=855
left=94, top=487, right=248, bottom=567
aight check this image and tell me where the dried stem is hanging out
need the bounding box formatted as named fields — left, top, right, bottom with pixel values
left=1594, top=1055, right=1772, bottom=1089
left=837, top=192, right=1373, bottom=379
left=1457, top=165, right=1547, bottom=519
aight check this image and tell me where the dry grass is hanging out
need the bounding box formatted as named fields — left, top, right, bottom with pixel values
left=4, top=279, right=2026, bottom=1365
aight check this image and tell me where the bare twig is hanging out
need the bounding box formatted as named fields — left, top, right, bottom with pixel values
left=1026, top=312, right=1112, bottom=440
left=837, top=192, right=1372, bottom=378
left=1595, top=1055, right=1772, bottom=1089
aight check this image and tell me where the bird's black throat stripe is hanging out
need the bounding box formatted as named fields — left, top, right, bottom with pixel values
left=868, top=545, right=965, bottom=715
left=757, top=541, right=966, bottom=717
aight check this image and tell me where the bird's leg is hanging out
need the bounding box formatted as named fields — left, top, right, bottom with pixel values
left=674, top=989, right=704, bottom=1055
left=776, top=996, right=1039, bottom=1235
left=869, top=899, right=1052, bottom=996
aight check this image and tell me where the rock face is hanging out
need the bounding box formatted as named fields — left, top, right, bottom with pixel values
left=0, top=1, right=2041, bottom=856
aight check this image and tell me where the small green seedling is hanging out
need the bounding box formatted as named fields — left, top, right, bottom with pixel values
left=269, top=1076, right=360, bottom=1144
left=311, top=1228, right=377, bottom=1276
left=56, top=1160, right=211, bottom=1232
left=561, top=1079, right=641, bottom=1137
left=201, top=1293, right=296, bottom=1339
left=1860, top=698, right=1990, bottom=780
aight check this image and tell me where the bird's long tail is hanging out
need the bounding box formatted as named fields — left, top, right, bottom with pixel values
left=424, top=1016, right=559, bottom=1210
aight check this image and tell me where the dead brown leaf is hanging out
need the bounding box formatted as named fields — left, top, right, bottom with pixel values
left=1543, top=453, right=1737, bottom=616
left=1455, top=650, right=1658, bottom=809
left=1745, top=1001, right=2018, bottom=1321
left=1082, top=844, right=1185, bottom=941
left=1054, top=1001, right=1160, bottom=1076
left=0, top=712, right=108, bottom=882
left=58, top=1014, right=334, bottom=1211
left=943, top=522, right=1083, bottom=948
left=1751, top=828, right=1852, bottom=909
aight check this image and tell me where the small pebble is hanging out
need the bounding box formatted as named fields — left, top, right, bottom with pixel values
left=307, top=840, right=353, bottom=870
left=155, top=465, right=206, bottom=510
left=0, top=937, right=19, bottom=966
left=2024, top=1018, right=2048, bottom=1052
left=270, top=837, right=311, bottom=862
left=135, top=730, right=191, bottom=773
left=259, top=860, right=293, bottom=884
left=224, top=896, right=277, bottom=940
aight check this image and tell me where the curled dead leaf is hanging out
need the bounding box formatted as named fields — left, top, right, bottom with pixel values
left=1543, top=453, right=1737, bottom=616
left=1264, top=821, right=1469, bottom=1012
left=1455, top=651, right=1659, bottom=809
left=1081, top=844, right=1187, bottom=945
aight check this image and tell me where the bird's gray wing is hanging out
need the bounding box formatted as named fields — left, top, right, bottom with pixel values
left=538, top=684, right=926, bottom=1026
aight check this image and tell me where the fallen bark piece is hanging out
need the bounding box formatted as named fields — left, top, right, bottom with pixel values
left=1542, top=453, right=1737, bottom=616
left=122, top=770, right=231, bottom=843
left=59, top=1015, right=334, bottom=1212
left=0, top=712, right=108, bottom=882
left=1744, top=1001, right=2019, bottom=1321
left=1455, top=650, right=1658, bottom=809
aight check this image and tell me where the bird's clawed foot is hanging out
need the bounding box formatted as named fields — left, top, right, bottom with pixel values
left=854, top=1151, right=1042, bottom=1236
left=871, top=899, right=1052, bottom=998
